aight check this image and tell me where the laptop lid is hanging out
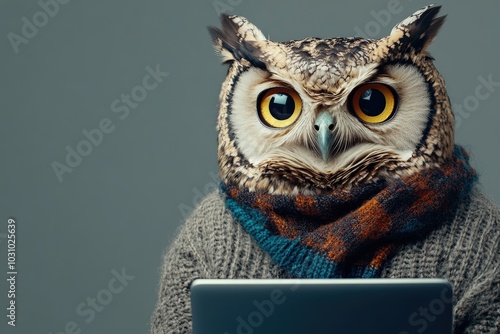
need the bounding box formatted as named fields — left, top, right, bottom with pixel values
left=190, top=278, right=452, bottom=334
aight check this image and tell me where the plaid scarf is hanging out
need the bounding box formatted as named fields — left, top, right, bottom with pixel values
left=222, top=146, right=476, bottom=278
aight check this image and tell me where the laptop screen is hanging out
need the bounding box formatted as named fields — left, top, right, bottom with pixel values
left=190, top=278, right=452, bottom=334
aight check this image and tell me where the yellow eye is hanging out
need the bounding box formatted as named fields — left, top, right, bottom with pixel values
left=257, top=87, right=302, bottom=128
left=350, top=83, right=398, bottom=124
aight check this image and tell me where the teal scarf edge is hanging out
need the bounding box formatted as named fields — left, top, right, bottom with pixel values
left=222, top=146, right=476, bottom=279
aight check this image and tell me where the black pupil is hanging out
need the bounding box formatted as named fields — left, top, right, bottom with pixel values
left=269, top=93, right=295, bottom=120
left=359, top=89, right=386, bottom=116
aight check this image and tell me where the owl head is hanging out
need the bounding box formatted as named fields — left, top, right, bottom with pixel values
left=209, top=5, right=453, bottom=195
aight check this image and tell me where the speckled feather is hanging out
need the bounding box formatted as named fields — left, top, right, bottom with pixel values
left=209, top=5, right=454, bottom=195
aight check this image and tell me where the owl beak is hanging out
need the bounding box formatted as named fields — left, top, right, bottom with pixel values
left=314, top=112, right=334, bottom=162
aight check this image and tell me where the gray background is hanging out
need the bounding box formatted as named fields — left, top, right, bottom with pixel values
left=1, top=0, right=498, bottom=333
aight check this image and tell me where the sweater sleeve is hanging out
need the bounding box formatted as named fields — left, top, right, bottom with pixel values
left=460, top=270, right=500, bottom=333
left=149, top=191, right=285, bottom=333
left=149, top=195, right=218, bottom=334
left=452, top=191, right=500, bottom=333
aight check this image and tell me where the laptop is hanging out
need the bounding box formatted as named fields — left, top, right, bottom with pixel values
left=190, top=278, right=452, bottom=334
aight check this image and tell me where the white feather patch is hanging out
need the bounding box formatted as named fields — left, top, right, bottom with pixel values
left=229, top=64, right=430, bottom=175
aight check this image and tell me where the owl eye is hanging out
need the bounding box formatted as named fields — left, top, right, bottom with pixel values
left=350, top=83, right=398, bottom=124
left=257, top=87, right=302, bottom=128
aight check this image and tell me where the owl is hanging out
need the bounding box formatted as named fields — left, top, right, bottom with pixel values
left=150, top=6, right=499, bottom=333
left=208, top=5, right=452, bottom=195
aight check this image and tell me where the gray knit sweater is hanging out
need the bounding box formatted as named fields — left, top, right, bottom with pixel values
left=150, top=187, right=500, bottom=333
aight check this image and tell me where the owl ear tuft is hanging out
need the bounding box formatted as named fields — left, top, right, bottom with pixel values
left=208, top=14, right=267, bottom=68
left=386, top=4, right=446, bottom=54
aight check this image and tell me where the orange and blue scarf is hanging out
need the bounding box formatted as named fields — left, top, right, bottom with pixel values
left=222, top=146, right=476, bottom=278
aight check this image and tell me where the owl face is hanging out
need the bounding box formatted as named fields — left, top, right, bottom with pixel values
left=209, top=5, right=454, bottom=194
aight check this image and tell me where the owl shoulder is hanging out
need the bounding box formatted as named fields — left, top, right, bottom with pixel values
left=460, top=186, right=500, bottom=240
left=445, top=185, right=500, bottom=278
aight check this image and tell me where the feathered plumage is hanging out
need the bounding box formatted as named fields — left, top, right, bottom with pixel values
left=209, top=5, right=453, bottom=195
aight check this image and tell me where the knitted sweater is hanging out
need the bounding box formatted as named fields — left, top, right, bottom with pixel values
left=150, top=187, right=500, bottom=333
